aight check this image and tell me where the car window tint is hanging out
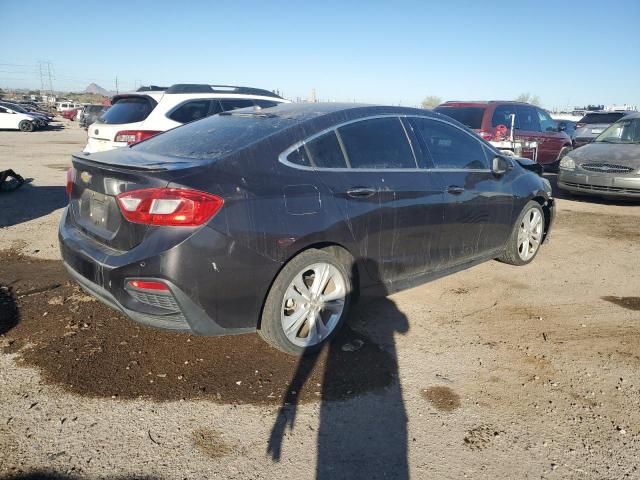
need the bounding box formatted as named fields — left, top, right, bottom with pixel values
left=338, top=117, right=416, bottom=169
left=537, top=109, right=557, bottom=132
left=286, top=147, right=311, bottom=167
left=491, top=105, right=519, bottom=129
left=410, top=118, right=489, bottom=169
left=99, top=97, right=154, bottom=124
left=0, top=107, right=7, bottom=113
left=168, top=100, right=212, bottom=124
left=254, top=99, right=280, bottom=108
left=580, top=112, right=628, bottom=124
left=516, top=105, right=541, bottom=132
left=219, top=99, right=255, bottom=111
left=434, top=106, right=485, bottom=129
left=304, top=131, right=347, bottom=168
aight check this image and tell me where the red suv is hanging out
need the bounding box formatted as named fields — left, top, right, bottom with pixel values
left=434, top=101, right=572, bottom=168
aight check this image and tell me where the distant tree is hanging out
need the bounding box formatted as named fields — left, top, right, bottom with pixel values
left=515, top=93, right=541, bottom=106
left=421, top=95, right=442, bottom=109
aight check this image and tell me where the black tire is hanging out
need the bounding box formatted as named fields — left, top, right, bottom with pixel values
left=498, top=200, right=545, bottom=266
left=258, top=248, right=353, bottom=356
left=18, top=121, right=34, bottom=132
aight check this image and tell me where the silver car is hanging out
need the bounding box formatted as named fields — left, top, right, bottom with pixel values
left=574, top=111, right=631, bottom=148
left=558, top=113, right=640, bottom=199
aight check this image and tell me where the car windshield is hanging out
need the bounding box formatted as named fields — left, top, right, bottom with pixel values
left=133, top=111, right=296, bottom=160
left=594, top=118, right=640, bottom=144
left=579, top=112, right=628, bottom=124
left=3, top=103, right=26, bottom=113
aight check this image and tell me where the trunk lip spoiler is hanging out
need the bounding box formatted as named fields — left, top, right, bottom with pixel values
left=71, top=152, right=203, bottom=172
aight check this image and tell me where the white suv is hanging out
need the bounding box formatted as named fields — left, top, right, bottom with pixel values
left=84, top=84, right=289, bottom=153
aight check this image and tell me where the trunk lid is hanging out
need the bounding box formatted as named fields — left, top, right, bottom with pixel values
left=68, top=150, right=188, bottom=251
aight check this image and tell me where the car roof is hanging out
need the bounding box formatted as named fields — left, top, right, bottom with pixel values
left=438, top=100, right=535, bottom=107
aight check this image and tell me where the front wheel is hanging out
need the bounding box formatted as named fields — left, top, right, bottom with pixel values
left=498, top=201, right=545, bottom=266
left=258, top=249, right=352, bottom=355
left=18, top=121, right=34, bottom=132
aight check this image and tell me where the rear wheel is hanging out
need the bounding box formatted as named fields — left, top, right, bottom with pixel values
left=18, top=121, right=34, bottom=132
left=258, top=249, right=352, bottom=355
left=498, top=201, right=545, bottom=266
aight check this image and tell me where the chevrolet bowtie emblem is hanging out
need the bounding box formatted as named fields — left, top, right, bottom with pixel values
left=80, top=171, right=92, bottom=184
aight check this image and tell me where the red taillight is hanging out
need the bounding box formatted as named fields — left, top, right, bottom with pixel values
left=127, top=279, right=169, bottom=291
left=114, top=130, right=162, bottom=145
left=66, top=167, right=75, bottom=197
left=478, top=130, right=494, bottom=141
left=116, top=188, right=224, bottom=226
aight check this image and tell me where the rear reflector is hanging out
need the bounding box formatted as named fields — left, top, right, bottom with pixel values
left=116, top=188, right=224, bottom=226
left=114, top=130, right=162, bottom=145
left=66, top=167, right=75, bottom=197
left=127, top=279, right=169, bottom=291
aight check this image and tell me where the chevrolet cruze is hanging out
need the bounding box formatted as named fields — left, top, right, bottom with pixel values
left=59, top=103, right=554, bottom=355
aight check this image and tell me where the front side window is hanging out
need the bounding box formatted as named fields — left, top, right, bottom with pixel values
left=516, top=105, right=541, bottom=132
left=219, top=99, right=255, bottom=111
left=338, top=117, right=416, bottom=169
left=537, top=108, right=557, bottom=132
left=410, top=118, right=489, bottom=169
left=304, top=131, right=347, bottom=168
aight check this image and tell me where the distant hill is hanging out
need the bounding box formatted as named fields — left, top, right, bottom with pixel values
left=84, top=83, right=112, bottom=96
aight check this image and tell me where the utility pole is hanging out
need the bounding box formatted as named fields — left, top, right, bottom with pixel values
left=115, top=76, right=119, bottom=94
left=39, top=62, right=46, bottom=93
left=46, top=62, right=54, bottom=96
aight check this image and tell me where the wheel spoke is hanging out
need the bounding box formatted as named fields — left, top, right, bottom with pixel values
left=311, top=264, right=331, bottom=296
left=283, top=306, right=310, bottom=336
left=292, top=275, right=311, bottom=300
left=323, top=299, right=345, bottom=313
left=321, top=287, right=344, bottom=303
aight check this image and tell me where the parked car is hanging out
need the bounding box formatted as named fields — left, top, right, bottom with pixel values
left=62, top=108, right=81, bottom=121
left=56, top=101, right=82, bottom=112
left=79, top=104, right=108, bottom=129
left=17, top=102, right=54, bottom=120
left=0, top=101, right=48, bottom=129
left=434, top=101, right=573, bottom=169
left=83, top=84, right=289, bottom=153
left=556, top=120, right=576, bottom=143
left=574, top=111, right=632, bottom=148
left=60, top=103, right=554, bottom=355
left=0, top=104, right=39, bottom=131
left=558, top=112, right=640, bottom=199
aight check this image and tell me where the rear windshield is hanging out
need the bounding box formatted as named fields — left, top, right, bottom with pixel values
left=434, top=107, right=485, bottom=129
left=98, top=97, right=155, bottom=124
left=133, top=112, right=294, bottom=160
left=579, top=112, right=628, bottom=124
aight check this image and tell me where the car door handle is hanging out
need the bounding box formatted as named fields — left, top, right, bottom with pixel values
left=347, top=187, right=376, bottom=198
left=447, top=186, right=465, bottom=195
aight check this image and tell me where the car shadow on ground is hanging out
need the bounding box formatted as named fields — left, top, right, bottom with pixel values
left=0, top=285, right=19, bottom=335
left=268, top=259, right=410, bottom=479
left=0, top=184, right=67, bottom=227
left=544, top=173, right=639, bottom=206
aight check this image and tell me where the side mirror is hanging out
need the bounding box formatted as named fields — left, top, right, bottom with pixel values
left=558, top=122, right=567, bottom=132
left=492, top=156, right=511, bottom=175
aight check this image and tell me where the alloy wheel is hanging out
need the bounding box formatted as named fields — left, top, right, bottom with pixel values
left=517, top=208, right=543, bottom=261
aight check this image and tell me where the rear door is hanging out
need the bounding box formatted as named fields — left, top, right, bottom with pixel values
left=289, top=116, right=444, bottom=284
left=0, top=106, right=16, bottom=129
left=535, top=107, right=566, bottom=163
left=409, top=117, right=513, bottom=265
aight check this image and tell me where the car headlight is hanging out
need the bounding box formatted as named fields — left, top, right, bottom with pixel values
left=559, top=156, right=576, bottom=170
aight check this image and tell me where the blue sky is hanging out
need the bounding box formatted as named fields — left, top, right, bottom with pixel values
left=1, top=0, right=638, bottom=109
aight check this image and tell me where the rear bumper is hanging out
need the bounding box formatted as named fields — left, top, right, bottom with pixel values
left=58, top=207, right=280, bottom=335
left=558, top=171, right=640, bottom=198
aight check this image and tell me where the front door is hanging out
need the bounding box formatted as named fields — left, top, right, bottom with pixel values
left=408, top=117, right=513, bottom=266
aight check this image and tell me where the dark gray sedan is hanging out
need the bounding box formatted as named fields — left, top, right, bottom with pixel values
left=558, top=112, right=640, bottom=199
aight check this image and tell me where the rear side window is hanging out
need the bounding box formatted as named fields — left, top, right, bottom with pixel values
left=492, top=105, right=519, bottom=128
left=219, top=99, right=255, bottom=111
left=99, top=97, right=155, bottom=124
left=286, top=147, right=312, bottom=167
left=410, top=118, right=488, bottom=169
left=338, top=117, right=416, bottom=169
left=168, top=100, right=212, bottom=124
left=434, top=107, right=485, bottom=129
left=580, top=112, right=628, bottom=124
left=305, top=131, right=347, bottom=168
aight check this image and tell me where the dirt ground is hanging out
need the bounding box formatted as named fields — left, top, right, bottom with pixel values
left=1, top=122, right=639, bottom=479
